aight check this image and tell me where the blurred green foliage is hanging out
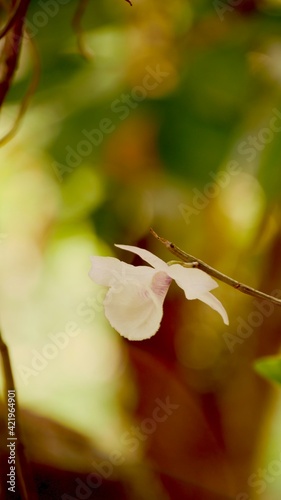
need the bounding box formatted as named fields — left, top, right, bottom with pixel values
left=255, top=355, right=281, bottom=384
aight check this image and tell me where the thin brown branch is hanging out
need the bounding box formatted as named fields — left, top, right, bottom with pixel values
left=150, top=228, right=281, bottom=307
left=0, top=331, right=38, bottom=500
left=0, top=0, right=31, bottom=108
left=0, top=0, right=23, bottom=40
left=72, top=0, right=93, bottom=60
left=0, top=31, right=40, bottom=146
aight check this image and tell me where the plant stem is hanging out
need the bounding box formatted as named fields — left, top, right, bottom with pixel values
left=0, top=331, right=38, bottom=500
left=150, top=228, right=281, bottom=306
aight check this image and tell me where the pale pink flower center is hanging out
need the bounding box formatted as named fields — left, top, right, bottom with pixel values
left=151, top=271, right=172, bottom=297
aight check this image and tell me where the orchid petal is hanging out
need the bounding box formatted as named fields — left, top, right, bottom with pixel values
left=166, top=264, right=219, bottom=299
left=89, top=256, right=151, bottom=289
left=115, top=244, right=168, bottom=271
left=166, top=264, right=228, bottom=323
left=104, top=269, right=172, bottom=340
left=197, top=292, right=229, bottom=325
left=89, top=256, right=124, bottom=286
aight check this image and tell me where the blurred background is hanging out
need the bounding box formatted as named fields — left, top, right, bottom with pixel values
left=1, top=0, right=281, bottom=498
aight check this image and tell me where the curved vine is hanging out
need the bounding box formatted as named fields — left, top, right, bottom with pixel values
left=0, top=0, right=132, bottom=145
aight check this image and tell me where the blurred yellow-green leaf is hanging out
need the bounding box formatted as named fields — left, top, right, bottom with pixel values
left=255, top=355, right=281, bottom=384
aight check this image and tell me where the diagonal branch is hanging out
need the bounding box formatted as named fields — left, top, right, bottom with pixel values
left=0, top=0, right=31, bottom=108
left=0, top=31, right=40, bottom=146
left=0, top=331, right=38, bottom=500
left=0, top=0, right=23, bottom=40
left=150, top=228, right=281, bottom=307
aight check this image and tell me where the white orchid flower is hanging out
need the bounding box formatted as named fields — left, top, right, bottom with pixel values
left=89, top=245, right=229, bottom=341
